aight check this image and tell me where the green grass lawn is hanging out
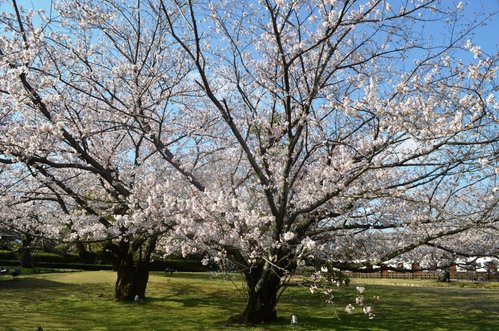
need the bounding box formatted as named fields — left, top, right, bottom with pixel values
left=0, top=271, right=498, bottom=330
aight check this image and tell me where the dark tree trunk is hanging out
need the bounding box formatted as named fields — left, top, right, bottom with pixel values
left=114, top=255, right=150, bottom=300
left=76, top=242, right=96, bottom=264
left=230, top=263, right=283, bottom=325
left=20, top=249, right=33, bottom=268
left=226, top=246, right=299, bottom=325
left=106, top=236, right=157, bottom=301
left=19, top=235, right=33, bottom=268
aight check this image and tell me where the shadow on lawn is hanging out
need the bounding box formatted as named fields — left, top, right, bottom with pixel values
left=0, top=277, right=70, bottom=289
left=149, top=282, right=240, bottom=309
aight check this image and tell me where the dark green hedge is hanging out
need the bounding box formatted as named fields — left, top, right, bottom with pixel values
left=33, top=260, right=208, bottom=272
left=0, top=260, right=112, bottom=271
left=1, top=250, right=208, bottom=272
left=0, top=251, right=81, bottom=264
left=0, top=259, right=19, bottom=267
left=150, top=259, right=210, bottom=272
left=0, top=250, right=17, bottom=260
left=32, top=262, right=113, bottom=270
left=33, top=252, right=80, bottom=263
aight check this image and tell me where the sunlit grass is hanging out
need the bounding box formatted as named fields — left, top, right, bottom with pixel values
left=0, top=271, right=498, bottom=330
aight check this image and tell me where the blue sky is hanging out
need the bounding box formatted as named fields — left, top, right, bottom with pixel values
left=2, top=0, right=496, bottom=51
left=461, top=0, right=498, bottom=55
left=1, top=0, right=497, bottom=56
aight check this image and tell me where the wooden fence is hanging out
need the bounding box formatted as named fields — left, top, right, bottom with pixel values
left=344, top=271, right=498, bottom=281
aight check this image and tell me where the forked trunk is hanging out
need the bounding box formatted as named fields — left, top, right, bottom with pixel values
left=230, top=263, right=283, bottom=324
left=115, top=257, right=150, bottom=300
left=106, top=236, right=157, bottom=301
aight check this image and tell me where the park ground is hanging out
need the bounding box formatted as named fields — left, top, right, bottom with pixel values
left=0, top=270, right=498, bottom=330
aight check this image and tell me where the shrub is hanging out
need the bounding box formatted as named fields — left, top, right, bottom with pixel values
left=0, top=250, right=17, bottom=261
left=33, top=252, right=80, bottom=263
left=149, top=259, right=210, bottom=272
left=32, top=262, right=113, bottom=270
left=0, top=259, right=20, bottom=267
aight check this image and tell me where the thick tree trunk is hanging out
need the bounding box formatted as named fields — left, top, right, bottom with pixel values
left=107, top=236, right=157, bottom=301
left=230, top=263, right=283, bottom=324
left=115, top=256, right=150, bottom=300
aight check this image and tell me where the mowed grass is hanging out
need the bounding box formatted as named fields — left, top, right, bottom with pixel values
left=0, top=271, right=498, bottom=330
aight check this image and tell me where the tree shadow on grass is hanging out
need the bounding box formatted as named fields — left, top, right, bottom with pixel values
left=148, top=283, right=240, bottom=309
left=0, top=277, right=71, bottom=289
left=177, top=294, right=235, bottom=308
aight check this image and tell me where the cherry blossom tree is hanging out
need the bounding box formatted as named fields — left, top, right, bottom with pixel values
left=0, top=0, right=203, bottom=300
left=157, top=0, right=497, bottom=323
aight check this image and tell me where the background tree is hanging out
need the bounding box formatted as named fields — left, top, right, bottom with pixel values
left=0, top=0, right=203, bottom=300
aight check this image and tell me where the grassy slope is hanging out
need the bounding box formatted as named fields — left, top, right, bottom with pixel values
left=0, top=271, right=497, bottom=330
